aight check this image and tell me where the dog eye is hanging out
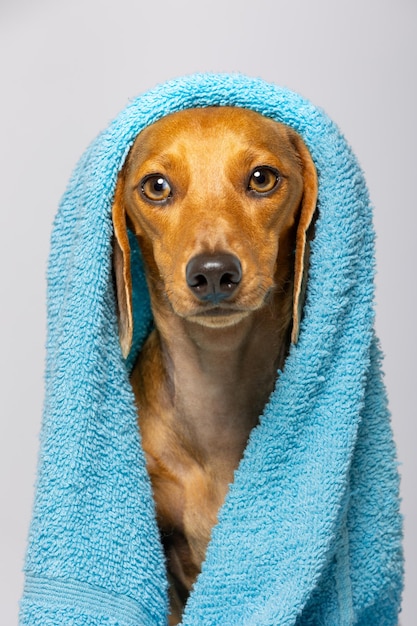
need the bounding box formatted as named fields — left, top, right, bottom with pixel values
left=140, top=175, right=172, bottom=202
left=248, top=167, right=280, bottom=194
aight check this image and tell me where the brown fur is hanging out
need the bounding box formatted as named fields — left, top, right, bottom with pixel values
left=112, top=107, right=317, bottom=623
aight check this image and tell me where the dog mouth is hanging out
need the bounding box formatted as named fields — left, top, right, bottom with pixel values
left=166, top=278, right=275, bottom=325
left=185, top=303, right=254, bottom=327
left=196, top=306, right=240, bottom=317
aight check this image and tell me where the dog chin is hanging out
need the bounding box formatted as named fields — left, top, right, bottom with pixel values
left=186, top=310, right=250, bottom=328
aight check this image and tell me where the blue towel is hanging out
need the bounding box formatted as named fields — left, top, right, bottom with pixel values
left=20, top=74, right=403, bottom=625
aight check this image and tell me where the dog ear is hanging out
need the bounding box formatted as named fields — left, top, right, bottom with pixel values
left=112, top=171, right=133, bottom=358
left=290, top=133, right=318, bottom=344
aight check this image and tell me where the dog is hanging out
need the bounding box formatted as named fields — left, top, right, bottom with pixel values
left=112, top=106, right=317, bottom=624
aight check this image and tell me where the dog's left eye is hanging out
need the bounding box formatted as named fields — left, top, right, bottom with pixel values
left=248, top=167, right=280, bottom=194
left=140, top=175, right=172, bottom=202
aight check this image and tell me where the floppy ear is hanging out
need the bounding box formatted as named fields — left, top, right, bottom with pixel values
left=112, top=171, right=133, bottom=358
left=290, top=132, right=318, bottom=344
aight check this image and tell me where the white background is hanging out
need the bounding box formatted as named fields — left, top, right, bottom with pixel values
left=1, top=0, right=415, bottom=623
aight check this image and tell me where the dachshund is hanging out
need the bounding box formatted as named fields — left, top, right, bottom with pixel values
left=112, top=106, right=317, bottom=624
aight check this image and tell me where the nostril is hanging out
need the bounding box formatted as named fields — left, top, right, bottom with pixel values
left=189, top=273, right=208, bottom=291
left=219, top=269, right=241, bottom=292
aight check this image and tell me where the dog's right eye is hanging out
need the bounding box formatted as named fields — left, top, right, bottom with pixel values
left=140, top=175, right=172, bottom=202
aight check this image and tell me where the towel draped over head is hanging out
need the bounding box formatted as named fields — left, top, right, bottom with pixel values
left=20, top=74, right=403, bottom=625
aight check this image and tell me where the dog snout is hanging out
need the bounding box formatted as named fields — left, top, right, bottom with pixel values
left=186, top=253, right=242, bottom=304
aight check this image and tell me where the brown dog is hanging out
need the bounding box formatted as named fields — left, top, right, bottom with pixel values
left=112, top=107, right=317, bottom=624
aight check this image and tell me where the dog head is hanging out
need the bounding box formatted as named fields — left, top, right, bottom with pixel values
left=112, top=107, right=317, bottom=357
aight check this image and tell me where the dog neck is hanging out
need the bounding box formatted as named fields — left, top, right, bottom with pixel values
left=136, top=290, right=292, bottom=470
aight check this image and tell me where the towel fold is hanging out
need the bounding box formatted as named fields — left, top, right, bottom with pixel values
left=20, top=73, right=403, bottom=625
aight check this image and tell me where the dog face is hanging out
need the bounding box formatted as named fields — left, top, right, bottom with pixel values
left=113, top=107, right=317, bottom=356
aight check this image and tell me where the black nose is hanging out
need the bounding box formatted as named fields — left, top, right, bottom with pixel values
left=186, top=253, right=242, bottom=303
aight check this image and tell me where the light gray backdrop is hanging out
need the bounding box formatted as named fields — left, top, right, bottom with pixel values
left=1, top=0, right=415, bottom=623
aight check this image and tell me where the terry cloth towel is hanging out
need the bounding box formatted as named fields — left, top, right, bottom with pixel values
left=20, top=73, right=403, bottom=625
